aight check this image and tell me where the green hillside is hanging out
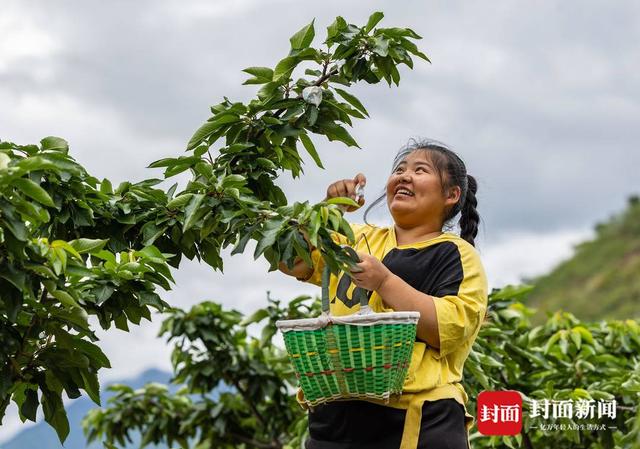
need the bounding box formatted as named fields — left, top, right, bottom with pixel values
left=525, top=195, right=640, bottom=324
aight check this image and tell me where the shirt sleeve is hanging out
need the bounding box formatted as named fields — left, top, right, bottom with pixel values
left=430, top=242, right=488, bottom=359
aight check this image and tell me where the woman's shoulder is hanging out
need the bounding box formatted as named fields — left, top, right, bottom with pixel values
left=439, top=232, right=481, bottom=255
left=428, top=233, right=486, bottom=274
left=439, top=233, right=488, bottom=290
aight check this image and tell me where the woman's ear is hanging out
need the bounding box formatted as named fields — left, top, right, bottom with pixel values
left=444, top=185, right=462, bottom=206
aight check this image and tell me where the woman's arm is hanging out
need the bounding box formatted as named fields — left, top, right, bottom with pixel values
left=376, top=274, right=441, bottom=348
left=349, top=246, right=487, bottom=357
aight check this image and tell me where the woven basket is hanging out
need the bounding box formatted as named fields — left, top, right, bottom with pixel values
left=276, top=247, right=419, bottom=407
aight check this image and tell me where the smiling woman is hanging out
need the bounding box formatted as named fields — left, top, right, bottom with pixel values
left=279, top=138, right=487, bottom=449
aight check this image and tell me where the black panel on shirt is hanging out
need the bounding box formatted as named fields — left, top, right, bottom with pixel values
left=331, top=241, right=464, bottom=308
left=381, top=241, right=464, bottom=298
left=331, top=242, right=464, bottom=308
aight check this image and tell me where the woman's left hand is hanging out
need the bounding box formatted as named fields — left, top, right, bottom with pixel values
left=348, top=252, right=394, bottom=292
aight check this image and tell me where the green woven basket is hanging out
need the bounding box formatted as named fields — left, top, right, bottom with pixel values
left=276, top=250, right=419, bottom=407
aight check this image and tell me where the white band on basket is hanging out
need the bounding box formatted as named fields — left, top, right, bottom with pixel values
left=276, top=311, right=420, bottom=332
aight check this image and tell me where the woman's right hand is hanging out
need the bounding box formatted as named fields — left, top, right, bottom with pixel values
left=325, top=173, right=367, bottom=212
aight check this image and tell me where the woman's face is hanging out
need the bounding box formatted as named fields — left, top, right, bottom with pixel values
left=385, top=150, right=460, bottom=227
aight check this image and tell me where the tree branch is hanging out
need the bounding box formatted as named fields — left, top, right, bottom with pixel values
left=230, top=379, right=281, bottom=448
left=229, top=432, right=282, bottom=449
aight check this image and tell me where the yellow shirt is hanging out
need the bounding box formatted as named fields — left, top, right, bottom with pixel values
left=298, top=222, right=489, bottom=449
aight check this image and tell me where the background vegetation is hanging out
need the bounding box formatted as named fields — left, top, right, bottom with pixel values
left=526, top=195, right=640, bottom=324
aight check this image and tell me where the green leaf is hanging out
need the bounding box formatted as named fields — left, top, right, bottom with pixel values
left=399, top=37, right=430, bottom=62
left=339, top=217, right=354, bottom=242
left=372, top=36, right=389, bottom=57
left=40, top=136, right=69, bottom=152
left=51, top=240, right=82, bottom=260
left=80, top=370, right=100, bottom=405
left=166, top=193, right=194, bottom=210
left=1, top=205, right=27, bottom=240
left=136, top=245, right=167, bottom=262
left=242, top=66, right=274, bottom=84
left=258, top=82, right=281, bottom=101
left=13, top=178, right=55, bottom=207
left=225, top=143, right=254, bottom=154
left=299, top=133, right=323, bottom=169
left=326, top=16, right=346, bottom=41
left=382, top=27, right=422, bottom=40
left=274, top=56, right=299, bottom=82
left=0, top=152, right=11, bottom=169
left=183, top=193, right=205, bottom=232
left=24, top=263, right=57, bottom=279
left=254, top=221, right=285, bottom=260
left=20, top=388, right=39, bottom=422
left=147, top=157, right=178, bottom=168
left=92, top=284, right=115, bottom=304
left=290, top=19, right=315, bottom=50
left=325, top=197, right=359, bottom=207
left=137, top=291, right=165, bottom=309
left=141, top=222, right=168, bottom=246
left=69, top=238, right=108, bottom=254
left=14, top=156, right=57, bottom=173
left=334, top=88, right=369, bottom=117
left=187, top=115, right=240, bottom=150
left=261, top=324, right=277, bottom=346
left=262, top=116, right=283, bottom=125
left=51, top=290, right=81, bottom=309
left=252, top=158, right=276, bottom=174
left=240, top=308, right=269, bottom=326
left=243, top=66, right=274, bottom=80
left=307, top=105, right=319, bottom=126
left=0, top=265, right=27, bottom=292
left=559, top=335, right=569, bottom=355
left=324, top=123, right=360, bottom=148
left=41, top=388, right=69, bottom=443
left=570, top=329, right=582, bottom=349
left=231, top=225, right=258, bottom=256
left=99, top=178, right=113, bottom=194
left=364, top=12, right=384, bottom=33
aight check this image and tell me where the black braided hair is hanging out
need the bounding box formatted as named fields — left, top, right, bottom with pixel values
left=459, top=174, right=479, bottom=246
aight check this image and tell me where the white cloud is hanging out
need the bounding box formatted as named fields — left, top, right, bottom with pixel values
left=0, top=89, right=185, bottom=184
left=481, top=227, right=594, bottom=289
left=155, top=0, right=290, bottom=23
left=0, top=6, right=59, bottom=74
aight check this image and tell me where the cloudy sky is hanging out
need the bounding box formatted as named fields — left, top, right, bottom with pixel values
left=2, top=0, right=639, bottom=441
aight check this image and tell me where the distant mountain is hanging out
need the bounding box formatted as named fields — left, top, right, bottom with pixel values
left=525, top=196, right=640, bottom=324
left=1, top=368, right=172, bottom=449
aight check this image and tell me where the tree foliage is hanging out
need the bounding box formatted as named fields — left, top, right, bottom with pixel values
left=84, top=294, right=321, bottom=449
left=82, top=287, right=640, bottom=449
left=0, top=12, right=428, bottom=444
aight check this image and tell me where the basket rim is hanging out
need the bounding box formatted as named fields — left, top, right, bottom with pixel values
left=276, top=310, right=420, bottom=332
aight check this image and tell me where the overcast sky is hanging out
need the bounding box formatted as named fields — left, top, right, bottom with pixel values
left=2, top=0, right=639, bottom=441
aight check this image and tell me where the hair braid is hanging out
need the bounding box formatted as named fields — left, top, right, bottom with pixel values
left=459, top=174, right=479, bottom=246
